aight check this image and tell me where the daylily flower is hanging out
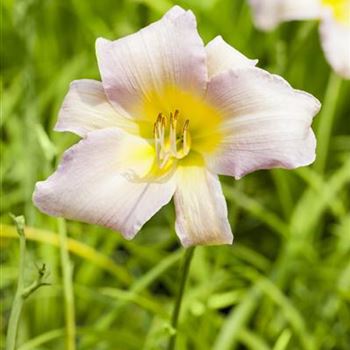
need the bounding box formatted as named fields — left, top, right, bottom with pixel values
left=33, top=6, right=320, bottom=247
left=248, top=0, right=350, bottom=78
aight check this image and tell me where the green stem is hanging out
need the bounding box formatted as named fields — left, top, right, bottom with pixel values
left=58, top=218, right=76, bottom=350
left=6, top=216, right=49, bottom=350
left=168, top=246, right=195, bottom=350
left=6, top=217, right=26, bottom=350
left=315, top=72, right=342, bottom=174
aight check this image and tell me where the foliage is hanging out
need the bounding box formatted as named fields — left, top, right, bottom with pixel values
left=1, top=0, right=350, bottom=349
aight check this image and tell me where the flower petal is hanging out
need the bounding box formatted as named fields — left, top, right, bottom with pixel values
left=174, top=157, right=233, bottom=247
left=206, top=36, right=257, bottom=78
left=55, top=79, right=137, bottom=137
left=96, top=6, right=207, bottom=114
left=249, top=0, right=321, bottom=30
left=164, top=4, right=187, bottom=21
left=205, top=68, right=321, bottom=179
left=33, top=128, right=176, bottom=238
left=319, top=17, right=350, bottom=79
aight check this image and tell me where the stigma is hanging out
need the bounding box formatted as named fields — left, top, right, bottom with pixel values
left=153, top=110, right=191, bottom=168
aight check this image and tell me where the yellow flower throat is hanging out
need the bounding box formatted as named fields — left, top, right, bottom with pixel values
left=136, top=85, right=224, bottom=171
left=322, top=0, right=350, bottom=25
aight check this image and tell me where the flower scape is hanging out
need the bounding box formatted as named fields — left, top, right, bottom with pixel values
left=249, top=0, right=350, bottom=78
left=33, top=6, right=321, bottom=247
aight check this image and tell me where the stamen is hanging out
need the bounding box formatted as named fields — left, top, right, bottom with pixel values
left=153, top=110, right=191, bottom=167
left=161, top=115, right=166, bottom=128
left=183, top=119, right=189, bottom=131
left=182, top=120, right=191, bottom=156
left=154, top=113, right=166, bottom=163
left=159, top=115, right=165, bottom=150
left=159, top=153, right=170, bottom=169
left=169, top=112, right=178, bottom=155
left=153, top=121, right=161, bottom=161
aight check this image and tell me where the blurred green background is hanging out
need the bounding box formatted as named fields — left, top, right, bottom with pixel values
left=1, top=0, right=350, bottom=349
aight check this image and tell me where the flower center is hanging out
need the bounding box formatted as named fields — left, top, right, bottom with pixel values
left=322, top=0, right=350, bottom=25
left=153, top=110, right=191, bottom=168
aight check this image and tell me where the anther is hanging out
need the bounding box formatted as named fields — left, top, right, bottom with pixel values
left=182, top=120, right=191, bottom=156
left=169, top=112, right=178, bottom=155
left=183, top=119, right=189, bottom=132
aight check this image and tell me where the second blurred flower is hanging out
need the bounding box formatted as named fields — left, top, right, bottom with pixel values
left=249, top=0, right=350, bottom=78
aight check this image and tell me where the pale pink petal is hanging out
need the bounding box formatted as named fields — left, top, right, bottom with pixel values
left=33, top=128, right=176, bottom=238
left=206, top=36, right=258, bottom=78
left=55, top=80, right=138, bottom=137
left=249, top=0, right=321, bottom=30
left=96, top=6, right=207, bottom=114
left=205, top=68, right=321, bottom=179
left=319, top=17, right=350, bottom=79
left=174, top=161, right=233, bottom=247
left=278, top=0, right=322, bottom=20
left=164, top=5, right=187, bottom=20
left=249, top=0, right=281, bottom=30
